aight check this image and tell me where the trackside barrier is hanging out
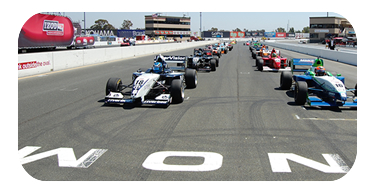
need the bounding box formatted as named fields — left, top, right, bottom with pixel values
left=261, top=41, right=357, bottom=66
left=18, top=40, right=220, bottom=78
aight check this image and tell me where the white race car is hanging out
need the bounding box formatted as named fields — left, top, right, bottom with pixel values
left=105, top=54, right=197, bottom=107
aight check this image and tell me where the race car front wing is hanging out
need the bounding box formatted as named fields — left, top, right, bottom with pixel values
left=105, top=92, right=171, bottom=106
left=307, top=96, right=357, bottom=107
left=262, top=66, right=291, bottom=72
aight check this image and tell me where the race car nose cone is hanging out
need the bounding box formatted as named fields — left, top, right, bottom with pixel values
left=275, top=62, right=281, bottom=68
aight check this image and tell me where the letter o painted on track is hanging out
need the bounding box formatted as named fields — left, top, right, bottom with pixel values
left=142, top=151, right=223, bottom=172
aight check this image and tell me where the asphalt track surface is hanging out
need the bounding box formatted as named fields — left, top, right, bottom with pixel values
left=18, top=42, right=357, bottom=181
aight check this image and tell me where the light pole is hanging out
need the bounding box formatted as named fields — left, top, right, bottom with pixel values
left=200, top=12, right=202, bottom=37
left=83, top=12, right=86, bottom=35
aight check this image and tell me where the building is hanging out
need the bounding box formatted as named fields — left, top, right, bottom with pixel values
left=145, top=14, right=191, bottom=41
left=309, top=16, right=355, bottom=43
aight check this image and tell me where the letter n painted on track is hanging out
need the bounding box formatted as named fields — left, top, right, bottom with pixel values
left=268, top=153, right=350, bottom=173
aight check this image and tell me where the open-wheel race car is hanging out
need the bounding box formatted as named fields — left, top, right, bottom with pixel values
left=188, top=48, right=218, bottom=72
left=256, top=48, right=290, bottom=71
left=279, top=58, right=357, bottom=107
left=251, top=44, right=269, bottom=59
left=249, top=42, right=262, bottom=52
left=211, top=45, right=222, bottom=58
left=104, top=54, right=197, bottom=107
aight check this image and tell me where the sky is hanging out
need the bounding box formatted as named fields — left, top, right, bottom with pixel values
left=12, top=0, right=364, bottom=37
left=61, top=12, right=343, bottom=34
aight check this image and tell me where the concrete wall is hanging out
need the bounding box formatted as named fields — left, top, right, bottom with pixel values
left=18, top=40, right=219, bottom=78
left=261, top=40, right=357, bottom=66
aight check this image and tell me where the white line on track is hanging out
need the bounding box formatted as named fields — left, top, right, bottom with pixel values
left=295, top=115, right=301, bottom=119
left=294, top=115, right=356, bottom=121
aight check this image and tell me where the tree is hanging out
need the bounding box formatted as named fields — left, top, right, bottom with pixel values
left=302, top=26, right=310, bottom=33
left=233, top=28, right=242, bottom=32
left=120, top=20, right=133, bottom=29
left=90, top=19, right=116, bottom=30
left=288, top=27, right=295, bottom=33
left=275, top=27, right=286, bottom=33
left=208, top=27, right=218, bottom=31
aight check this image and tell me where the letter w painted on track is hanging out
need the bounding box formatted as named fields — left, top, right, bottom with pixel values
left=19, top=146, right=107, bottom=168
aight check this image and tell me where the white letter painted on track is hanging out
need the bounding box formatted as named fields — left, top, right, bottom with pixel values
left=142, top=151, right=223, bottom=172
left=268, top=153, right=350, bottom=173
left=19, top=146, right=107, bottom=168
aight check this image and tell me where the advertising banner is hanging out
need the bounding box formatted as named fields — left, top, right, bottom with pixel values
left=86, top=30, right=116, bottom=36
left=154, top=30, right=174, bottom=35
left=264, top=32, right=276, bottom=37
left=245, top=32, right=263, bottom=37
left=230, top=31, right=245, bottom=38
left=276, top=33, right=286, bottom=38
left=173, top=31, right=191, bottom=35
left=117, top=30, right=145, bottom=38
left=295, top=33, right=310, bottom=38
left=286, top=33, right=295, bottom=37
left=202, top=31, right=230, bottom=38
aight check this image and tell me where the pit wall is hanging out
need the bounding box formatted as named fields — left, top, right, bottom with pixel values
left=261, top=40, right=357, bottom=66
left=18, top=40, right=220, bottom=78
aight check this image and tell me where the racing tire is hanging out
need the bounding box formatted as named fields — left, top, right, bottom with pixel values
left=252, top=50, right=256, bottom=59
left=294, top=81, right=308, bottom=105
left=106, top=77, right=122, bottom=95
left=355, top=84, right=357, bottom=96
left=213, top=56, right=219, bottom=67
left=280, top=71, right=292, bottom=90
left=257, top=60, right=263, bottom=71
left=185, top=69, right=198, bottom=89
left=256, top=57, right=262, bottom=67
left=210, top=60, right=216, bottom=71
left=171, top=79, right=184, bottom=104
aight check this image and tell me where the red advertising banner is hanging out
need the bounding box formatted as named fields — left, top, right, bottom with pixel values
left=230, top=31, right=245, bottom=38
left=276, top=33, right=286, bottom=38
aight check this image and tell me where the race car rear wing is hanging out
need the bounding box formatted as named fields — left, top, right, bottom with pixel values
left=290, top=58, right=315, bottom=72
left=160, top=55, right=188, bottom=71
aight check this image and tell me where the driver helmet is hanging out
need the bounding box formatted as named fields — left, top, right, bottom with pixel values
left=153, top=62, right=163, bottom=73
left=315, top=66, right=326, bottom=76
left=272, top=53, right=277, bottom=57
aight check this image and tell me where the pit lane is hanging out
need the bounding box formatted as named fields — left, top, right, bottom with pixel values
left=18, top=42, right=357, bottom=181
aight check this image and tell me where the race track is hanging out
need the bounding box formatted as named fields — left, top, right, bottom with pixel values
left=18, top=42, right=357, bottom=181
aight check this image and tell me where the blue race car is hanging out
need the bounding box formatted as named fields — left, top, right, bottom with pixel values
left=279, top=58, right=357, bottom=107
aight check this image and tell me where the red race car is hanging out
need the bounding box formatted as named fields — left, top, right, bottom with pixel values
left=256, top=49, right=290, bottom=72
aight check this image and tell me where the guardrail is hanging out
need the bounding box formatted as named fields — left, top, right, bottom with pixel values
left=18, top=40, right=220, bottom=78
left=261, top=40, right=357, bottom=66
